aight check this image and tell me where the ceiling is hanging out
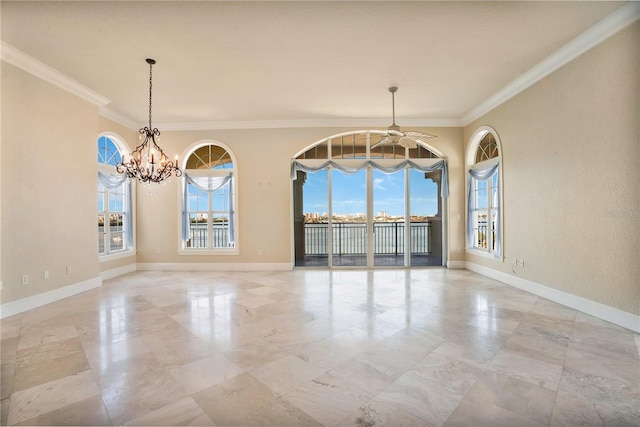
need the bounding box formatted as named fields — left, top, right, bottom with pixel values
left=0, top=1, right=631, bottom=130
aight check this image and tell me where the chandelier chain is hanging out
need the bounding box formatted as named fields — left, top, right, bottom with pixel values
left=148, top=60, right=153, bottom=129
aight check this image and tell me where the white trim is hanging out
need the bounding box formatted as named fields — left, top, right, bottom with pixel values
left=100, top=264, right=137, bottom=281
left=466, top=262, right=640, bottom=333
left=137, top=262, right=292, bottom=272
left=462, top=2, right=640, bottom=125
left=99, top=250, right=136, bottom=263
left=447, top=260, right=466, bottom=269
left=98, top=106, right=140, bottom=130
left=157, top=118, right=462, bottom=131
left=466, top=248, right=500, bottom=261
left=0, top=276, right=102, bottom=319
left=1, top=42, right=111, bottom=107
left=178, top=249, right=239, bottom=256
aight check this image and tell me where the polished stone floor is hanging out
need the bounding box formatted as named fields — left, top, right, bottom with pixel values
left=296, top=254, right=443, bottom=267
left=1, top=269, right=638, bottom=426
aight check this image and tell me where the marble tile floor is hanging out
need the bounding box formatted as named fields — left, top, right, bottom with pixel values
left=1, top=268, right=638, bottom=426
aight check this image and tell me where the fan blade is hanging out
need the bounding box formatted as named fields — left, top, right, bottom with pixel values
left=404, top=131, right=437, bottom=141
left=398, top=136, right=418, bottom=149
left=371, top=140, right=387, bottom=150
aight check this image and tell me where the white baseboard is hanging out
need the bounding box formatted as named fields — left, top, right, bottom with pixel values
left=100, top=263, right=137, bottom=281
left=0, top=276, right=102, bottom=319
left=466, top=262, right=640, bottom=333
left=136, top=262, right=293, bottom=272
left=447, top=260, right=466, bottom=269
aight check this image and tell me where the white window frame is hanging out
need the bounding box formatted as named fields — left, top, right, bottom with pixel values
left=178, top=140, right=239, bottom=256
left=98, top=133, right=135, bottom=261
left=465, top=127, right=503, bottom=260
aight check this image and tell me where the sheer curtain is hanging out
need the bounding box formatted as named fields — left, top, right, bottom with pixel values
left=292, top=159, right=449, bottom=198
left=98, top=171, right=133, bottom=247
left=467, top=163, right=501, bottom=257
left=182, top=172, right=234, bottom=246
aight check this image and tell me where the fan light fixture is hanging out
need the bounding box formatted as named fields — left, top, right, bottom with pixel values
left=386, top=86, right=402, bottom=145
left=117, top=58, right=182, bottom=183
left=378, top=86, right=436, bottom=149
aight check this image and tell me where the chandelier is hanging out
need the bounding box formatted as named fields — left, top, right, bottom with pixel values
left=117, top=58, right=182, bottom=183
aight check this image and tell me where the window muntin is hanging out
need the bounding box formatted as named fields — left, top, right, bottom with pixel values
left=97, top=135, right=132, bottom=257
left=183, top=143, right=236, bottom=251
left=296, top=131, right=440, bottom=160
left=186, top=144, right=233, bottom=169
left=475, top=133, right=499, bottom=163
left=98, top=135, right=123, bottom=166
left=470, top=173, right=498, bottom=251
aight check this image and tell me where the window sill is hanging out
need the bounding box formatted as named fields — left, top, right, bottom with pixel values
left=465, top=248, right=502, bottom=262
left=99, top=250, right=136, bottom=263
left=178, top=249, right=239, bottom=256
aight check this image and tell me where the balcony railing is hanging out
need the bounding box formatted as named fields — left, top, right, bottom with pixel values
left=187, top=223, right=231, bottom=248
left=304, top=222, right=431, bottom=255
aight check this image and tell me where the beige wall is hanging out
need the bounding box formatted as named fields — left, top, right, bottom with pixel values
left=464, top=23, right=639, bottom=315
left=1, top=63, right=100, bottom=304
left=134, top=127, right=464, bottom=265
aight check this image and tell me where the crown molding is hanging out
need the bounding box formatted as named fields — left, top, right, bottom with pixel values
left=156, top=117, right=463, bottom=131
left=98, top=106, right=140, bottom=130
left=462, top=1, right=640, bottom=126
left=1, top=41, right=111, bottom=107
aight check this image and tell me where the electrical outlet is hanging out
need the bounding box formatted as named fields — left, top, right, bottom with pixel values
left=66, top=266, right=71, bottom=275
left=257, top=249, right=263, bottom=256
left=518, top=258, right=525, bottom=267
left=43, top=270, right=50, bottom=280
left=21, top=275, right=29, bottom=285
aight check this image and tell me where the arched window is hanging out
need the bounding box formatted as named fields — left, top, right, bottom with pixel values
left=97, top=134, right=133, bottom=257
left=181, top=142, right=237, bottom=252
left=466, top=127, right=502, bottom=258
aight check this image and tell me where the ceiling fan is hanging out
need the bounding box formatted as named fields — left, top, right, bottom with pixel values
left=374, top=86, right=437, bottom=149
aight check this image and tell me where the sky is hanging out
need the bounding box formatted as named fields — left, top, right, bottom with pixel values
left=303, top=169, right=439, bottom=217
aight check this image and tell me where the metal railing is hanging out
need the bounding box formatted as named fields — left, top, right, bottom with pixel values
left=187, top=223, right=231, bottom=248
left=304, top=222, right=431, bottom=255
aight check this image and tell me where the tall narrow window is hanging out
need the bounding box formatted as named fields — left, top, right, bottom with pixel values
left=98, top=135, right=133, bottom=256
left=182, top=143, right=237, bottom=252
left=467, top=130, right=501, bottom=258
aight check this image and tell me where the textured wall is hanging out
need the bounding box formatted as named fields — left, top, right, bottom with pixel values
left=464, top=23, right=639, bottom=315
left=1, top=63, right=100, bottom=304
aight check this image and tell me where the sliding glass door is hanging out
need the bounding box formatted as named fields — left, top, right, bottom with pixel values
left=331, top=169, right=368, bottom=267
left=373, top=169, right=406, bottom=267
left=292, top=130, right=446, bottom=269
